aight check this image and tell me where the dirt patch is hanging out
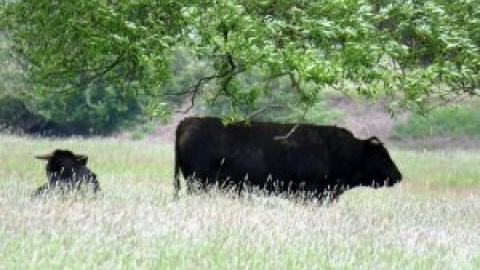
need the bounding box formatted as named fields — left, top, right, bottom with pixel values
left=326, top=96, right=408, bottom=141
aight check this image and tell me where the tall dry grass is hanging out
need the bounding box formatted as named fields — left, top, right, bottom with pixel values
left=0, top=135, right=479, bottom=269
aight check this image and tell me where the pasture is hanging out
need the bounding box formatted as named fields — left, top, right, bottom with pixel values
left=1, top=135, right=479, bottom=269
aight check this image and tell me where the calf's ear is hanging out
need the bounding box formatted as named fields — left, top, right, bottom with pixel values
left=34, top=153, right=53, bottom=160
left=75, top=155, right=88, bottom=165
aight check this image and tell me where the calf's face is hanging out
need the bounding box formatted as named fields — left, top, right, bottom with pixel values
left=34, top=149, right=100, bottom=195
left=36, top=150, right=88, bottom=182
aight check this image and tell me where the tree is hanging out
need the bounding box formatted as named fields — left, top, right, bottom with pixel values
left=1, top=0, right=479, bottom=121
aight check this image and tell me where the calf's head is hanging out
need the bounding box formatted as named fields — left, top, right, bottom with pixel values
left=36, top=150, right=88, bottom=182
left=34, top=149, right=99, bottom=194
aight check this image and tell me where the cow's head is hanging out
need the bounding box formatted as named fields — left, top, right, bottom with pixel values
left=361, top=137, right=403, bottom=187
left=35, top=149, right=89, bottom=184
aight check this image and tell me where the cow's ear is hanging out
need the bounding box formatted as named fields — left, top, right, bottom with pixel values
left=34, top=153, right=53, bottom=160
left=368, top=136, right=383, bottom=145
left=75, top=155, right=88, bottom=165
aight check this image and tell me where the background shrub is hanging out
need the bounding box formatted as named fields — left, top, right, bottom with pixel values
left=392, top=105, right=480, bottom=139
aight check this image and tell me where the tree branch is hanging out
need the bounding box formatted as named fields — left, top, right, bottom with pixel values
left=274, top=105, right=310, bottom=141
left=177, top=52, right=244, bottom=114
left=30, top=54, right=127, bottom=95
left=245, top=104, right=287, bottom=120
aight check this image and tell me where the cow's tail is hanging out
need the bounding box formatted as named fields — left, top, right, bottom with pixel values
left=173, top=122, right=182, bottom=199
left=173, top=153, right=180, bottom=199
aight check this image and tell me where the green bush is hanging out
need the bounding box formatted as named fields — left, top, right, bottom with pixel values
left=0, top=79, right=146, bottom=135
left=392, top=105, right=480, bottom=139
left=0, top=35, right=170, bottom=136
left=0, top=97, right=31, bottom=131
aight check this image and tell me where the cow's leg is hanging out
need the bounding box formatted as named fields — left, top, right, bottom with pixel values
left=315, top=185, right=343, bottom=205
left=200, top=176, right=212, bottom=192
left=186, top=175, right=194, bottom=194
left=262, top=175, right=274, bottom=196
left=191, top=172, right=212, bottom=193
left=303, top=179, right=327, bottom=202
left=185, top=172, right=200, bottom=194
left=328, top=187, right=344, bottom=203
left=245, top=180, right=254, bottom=201
left=173, top=154, right=182, bottom=199
left=186, top=170, right=210, bottom=194
left=231, top=174, right=247, bottom=198
left=173, top=175, right=180, bottom=199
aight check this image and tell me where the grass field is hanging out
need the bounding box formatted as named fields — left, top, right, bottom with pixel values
left=1, top=135, right=479, bottom=269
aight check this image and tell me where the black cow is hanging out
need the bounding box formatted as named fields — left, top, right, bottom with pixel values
left=34, top=149, right=100, bottom=196
left=174, top=117, right=402, bottom=201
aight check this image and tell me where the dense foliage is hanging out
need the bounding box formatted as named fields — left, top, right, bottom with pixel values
left=393, top=105, right=480, bottom=139
left=1, top=0, right=479, bottom=129
left=0, top=32, right=146, bottom=135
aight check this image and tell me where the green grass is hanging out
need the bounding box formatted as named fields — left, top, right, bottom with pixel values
left=392, top=105, right=480, bottom=139
left=393, top=150, right=480, bottom=186
left=1, top=135, right=480, bottom=269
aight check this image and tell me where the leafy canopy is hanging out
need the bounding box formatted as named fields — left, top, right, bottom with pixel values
left=1, top=0, right=479, bottom=120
